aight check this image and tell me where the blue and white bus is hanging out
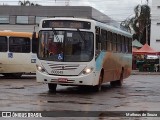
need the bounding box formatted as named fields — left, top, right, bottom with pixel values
left=36, top=17, right=132, bottom=92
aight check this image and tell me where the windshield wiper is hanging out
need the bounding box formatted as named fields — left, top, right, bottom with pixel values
left=77, top=29, right=86, bottom=43
left=52, top=28, right=60, bottom=42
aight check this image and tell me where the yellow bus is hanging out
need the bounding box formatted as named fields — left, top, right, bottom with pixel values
left=0, top=31, right=38, bottom=78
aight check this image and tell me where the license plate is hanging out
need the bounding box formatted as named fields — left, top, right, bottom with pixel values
left=58, top=78, right=68, bottom=82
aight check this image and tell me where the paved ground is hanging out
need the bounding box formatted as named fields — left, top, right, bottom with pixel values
left=132, top=70, right=160, bottom=75
left=0, top=73, right=160, bottom=120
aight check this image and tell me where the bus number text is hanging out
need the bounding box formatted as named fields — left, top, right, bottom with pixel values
left=51, top=70, right=63, bottom=75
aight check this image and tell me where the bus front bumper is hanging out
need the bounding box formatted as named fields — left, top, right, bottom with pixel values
left=36, top=71, right=98, bottom=86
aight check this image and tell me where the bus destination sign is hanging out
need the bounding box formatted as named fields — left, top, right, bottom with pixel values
left=42, top=20, right=91, bottom=29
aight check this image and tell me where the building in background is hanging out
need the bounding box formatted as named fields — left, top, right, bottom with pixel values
left=150, top=0, right=160, bottom=51
left=0, top=6, right=120, bottom=32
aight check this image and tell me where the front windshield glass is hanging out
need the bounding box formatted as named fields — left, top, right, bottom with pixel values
left=38, top=30, right=94, bottom=62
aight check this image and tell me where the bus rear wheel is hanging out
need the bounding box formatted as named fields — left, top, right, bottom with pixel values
left=110, top=70, right=123, bottom=87
left=48, top=83, right=57, bottom=92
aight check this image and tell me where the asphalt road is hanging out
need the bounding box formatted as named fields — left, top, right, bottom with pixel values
left=0, top=74, right=160, bottom=120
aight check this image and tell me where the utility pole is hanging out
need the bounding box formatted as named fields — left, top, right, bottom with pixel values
left=146, top=0, right=149, bottom=44
left=146, top=0, right=148, bottom=4
left=65, top=0, right=70, bottom=6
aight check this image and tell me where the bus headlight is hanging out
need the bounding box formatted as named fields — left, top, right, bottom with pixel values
left=82, top=67, right=94, bottom=75
left=36, top=64, right=46, bottom=73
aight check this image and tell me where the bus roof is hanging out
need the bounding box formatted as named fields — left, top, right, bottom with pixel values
left=0, top=31, right=33, bottom=38
left=95, top=20, right=132, bottom=38
left=39, top=17, right=132, bottom=38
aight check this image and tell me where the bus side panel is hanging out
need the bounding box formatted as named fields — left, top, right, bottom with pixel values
left=102, top=52, right=121, bottom=82
left=96, top=51, right=132, bottom=83
left=96, top=51, right=115, bottom=82
left=0, top=53, right=36, bottom=73
left=122, top=53, right=132, bottom=79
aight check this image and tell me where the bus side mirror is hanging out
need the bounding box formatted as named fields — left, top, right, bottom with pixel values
left=32, top=32, right=39, bottom=54
left=32, top=32, right=36, bottom=40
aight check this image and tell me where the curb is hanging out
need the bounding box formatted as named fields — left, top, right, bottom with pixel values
left=131, top=70, right=160, bottom=75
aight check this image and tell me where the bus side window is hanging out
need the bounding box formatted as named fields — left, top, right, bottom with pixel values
left=107, top=31, right=112, bottom=51
left=101, top=29, right=107, bottom=50
left=129, top=38, right=132, bottom=53
left=112, top=33, right=117, bottom=52
left=121, top=36, right=125, bottom=53
left=0, top=36, right=8, bottom=52
left=116, top=34, right=119, bottom=52
left=126, top=37, right=129, bottom=53
left=9, top=37, right=30, bottom=53
left=117, top=34, right=122, bottom=52
left=95, top=27, right=101, bottom=50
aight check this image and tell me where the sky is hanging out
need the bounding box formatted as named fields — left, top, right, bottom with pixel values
left=0, top=0, right=152, bottom=22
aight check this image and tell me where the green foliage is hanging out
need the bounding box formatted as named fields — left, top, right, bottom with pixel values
left=18, top=0, right=40, bottom=6
left=121, top=4, right=151, bottom=45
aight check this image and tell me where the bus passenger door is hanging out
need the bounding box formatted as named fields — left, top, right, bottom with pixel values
left=95, top=27, right=102, bottom=51
left=95, top=27, right=102, bottom=59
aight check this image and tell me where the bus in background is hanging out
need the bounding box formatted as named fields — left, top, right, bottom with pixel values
left=36, top=17, right=132, bottom=92
left=0, top=31, right=38, bottom=78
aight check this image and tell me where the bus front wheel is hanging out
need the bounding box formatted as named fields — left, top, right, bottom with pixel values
left=93, top=72, right=103, bottom=92
left=48, top=83, right=57, bottom=92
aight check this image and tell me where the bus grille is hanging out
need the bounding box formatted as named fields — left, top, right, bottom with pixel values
left=48, top=64, right=79, bottom=70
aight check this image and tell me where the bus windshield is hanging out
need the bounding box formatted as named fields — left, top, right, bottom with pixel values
left=38, top=30, right=94, bottom=62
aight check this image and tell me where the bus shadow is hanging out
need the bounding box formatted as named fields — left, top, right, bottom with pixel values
left=0, top=75, right=36, bottom=80
left=48, top=84, right=120, bottom=95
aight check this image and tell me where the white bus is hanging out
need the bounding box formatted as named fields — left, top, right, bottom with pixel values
left=0, top=31, right=38, bottom=78
left=36, top=17, right=132, bottom=92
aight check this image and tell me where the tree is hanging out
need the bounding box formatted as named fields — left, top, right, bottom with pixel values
left=121, top=4, right=151, bottom=45
left=30, top=3, right=40, bottom=6
left=120, top=19, right=132, bottom=33
left=18, top=0, right=31, bottom=6
left=18, top=0, right=40, bottom=6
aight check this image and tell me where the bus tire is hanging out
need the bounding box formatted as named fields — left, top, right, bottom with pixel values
left=12, top=73, right=23, bottom=78
left=48, top=83, right=57, bottom=92
left=110, top=69, right=124, bottom=87
left=116, top=70, right=124, bottom=86
left=93, top=72, right=103, bottom=92
left=110, top=81, right=116, bottom=87
left=2, top=73, right=23, bottom=78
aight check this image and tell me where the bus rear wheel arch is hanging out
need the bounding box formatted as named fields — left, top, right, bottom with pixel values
left=110, top=68, right=124, bottom=87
